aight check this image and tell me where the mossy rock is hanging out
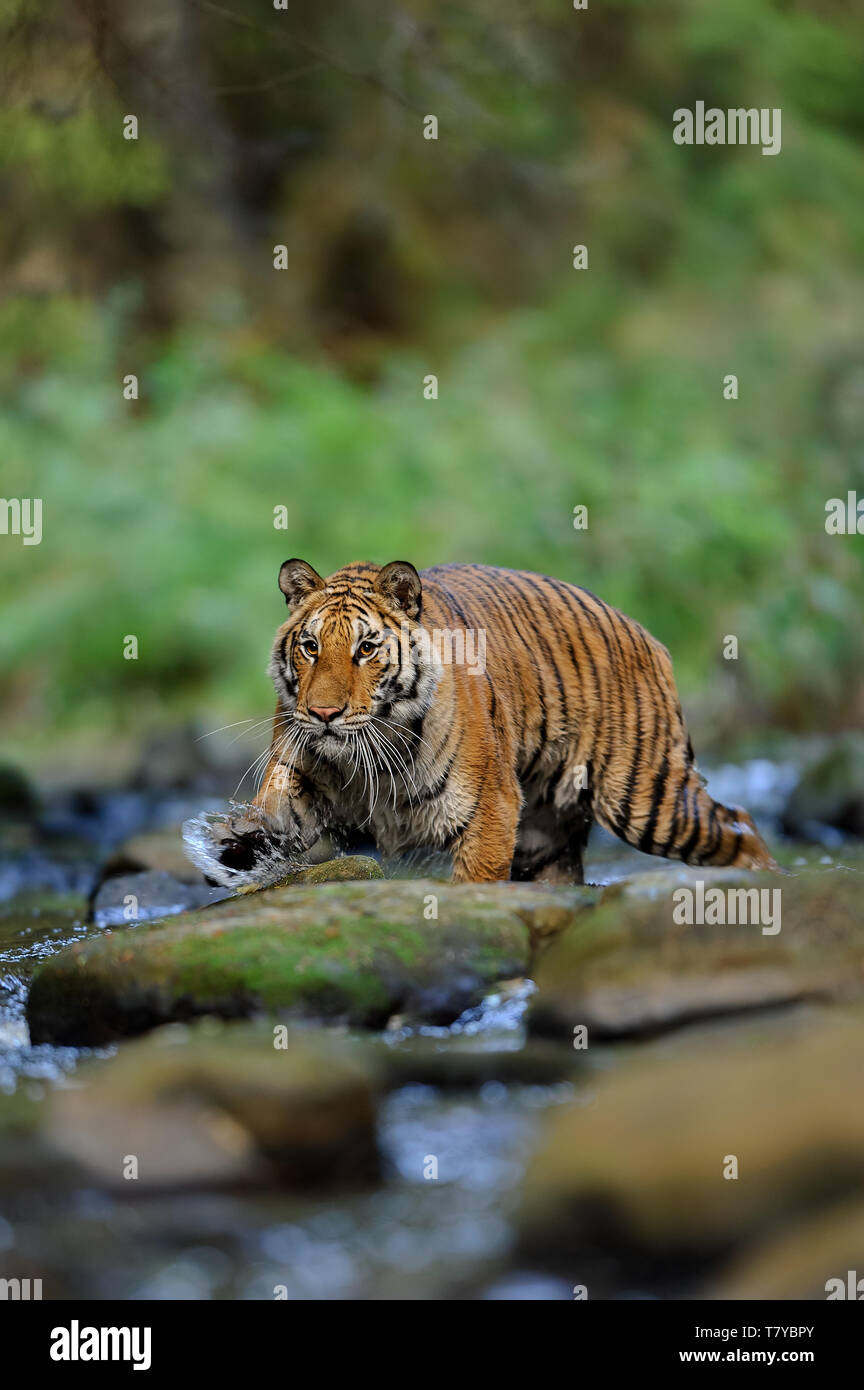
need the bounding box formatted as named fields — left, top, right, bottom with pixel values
left=529, top=867, right=864, bottom=1039
left=269, top=854, right=384, bottom=887
left=517, top=1010, right=864, bottom=1284
left=27, top=878, right=596, bottom=1045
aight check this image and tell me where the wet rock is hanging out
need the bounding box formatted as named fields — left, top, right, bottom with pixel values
left=515, top=889, right=602, bottom=944
left=90, top=870, right=229, bottom=928
left=529, top=867, right=863, bottom=1040
left=516, top=1012, right=864, bottom=1289
left=373, top=1035, right=580, bottom=1090
left=4, top=1021, right=381, bottom=1192
left=102, top=829, right=205, bottom=884
left=783, top=732, right=864, bottom=841
left=27, top=879, right=595, bottom=1045
left=98, top=835, right=367, bottom=902
left=0, top=1040, right=568, bottom=1300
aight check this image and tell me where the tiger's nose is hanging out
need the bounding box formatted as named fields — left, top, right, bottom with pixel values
left=308, top=704, right=345, bottom=723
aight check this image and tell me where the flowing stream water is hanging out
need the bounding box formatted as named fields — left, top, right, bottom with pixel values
left=0, top=759, right=850, bottom=1299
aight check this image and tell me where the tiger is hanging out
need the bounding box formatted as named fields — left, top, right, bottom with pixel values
left=184, top=559, right=776, bottom=888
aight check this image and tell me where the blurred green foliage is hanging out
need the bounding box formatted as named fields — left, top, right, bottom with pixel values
left=0, top=0, right=862, bottom=761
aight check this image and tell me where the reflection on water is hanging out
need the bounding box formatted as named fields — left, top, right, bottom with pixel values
left=125, top=1081, right=576, bottom=1301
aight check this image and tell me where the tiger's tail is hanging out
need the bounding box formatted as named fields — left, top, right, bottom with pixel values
left=669, top=768, right=777, bottom=869
left=600, top=750, right=777, bottom=871
left=641, top=760, right=776, bottom=869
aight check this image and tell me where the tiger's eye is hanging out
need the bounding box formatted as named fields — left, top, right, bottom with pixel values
left=358, top=640, right=376, bottom=658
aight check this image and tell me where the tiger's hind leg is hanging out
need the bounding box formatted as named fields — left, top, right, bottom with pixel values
left=512, top=791, right=593, bottom=885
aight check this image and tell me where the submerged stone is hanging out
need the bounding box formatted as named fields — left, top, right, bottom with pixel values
left=372, top=1034, right=580, bottom=1090
left=0, top=891, right=89, bottom=973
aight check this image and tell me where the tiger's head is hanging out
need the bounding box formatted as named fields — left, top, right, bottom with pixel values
left=267, top=559, right=438, bottom=753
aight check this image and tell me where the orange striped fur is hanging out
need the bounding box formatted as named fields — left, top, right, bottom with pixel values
left=196, top=560, right=776, bottom=886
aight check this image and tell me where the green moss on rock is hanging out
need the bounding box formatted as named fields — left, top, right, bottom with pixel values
left=27, top=878, right=596, bottom=1045
left=271, top=854, right=385, bottom=887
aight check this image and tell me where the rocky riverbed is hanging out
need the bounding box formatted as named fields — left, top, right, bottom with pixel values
left=1, top=735, right=863, bottom=1300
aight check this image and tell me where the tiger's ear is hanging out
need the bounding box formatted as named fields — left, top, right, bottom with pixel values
left=278, top=559, right=325, bottom=606
left=375, top=561, right=422, bottom=619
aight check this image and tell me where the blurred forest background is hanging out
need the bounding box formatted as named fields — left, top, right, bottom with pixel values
left=1, top=0, right=863, bottom=775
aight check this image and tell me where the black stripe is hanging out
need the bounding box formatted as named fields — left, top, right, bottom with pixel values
left=697, top=801, right=722, bottom=864
left=544, top=578, right=608, bottom=772
left=659, top=775, right=686, bottom=857
left=638, top=752, right=670, bottom=853
left=614, top=684, right=643, bottom=841
left=713, top=812, right=742, bottom=867
left=473, top=570, right=552, bottom=750
left=485, top=672, right=497, bottom=725
left=457, top=568, right=539, bottom=744
left=678, top=780, right=704, bottom=862
left=503, top=571, right=571, bottom=731
left=418, top=743, right=460, bottom=802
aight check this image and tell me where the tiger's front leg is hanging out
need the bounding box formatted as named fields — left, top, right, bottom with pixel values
left=182, top=755, right=322, bottom=891
left=450, top=770, right=522, bottom=883
left=252, top=755, right=322, bottom=842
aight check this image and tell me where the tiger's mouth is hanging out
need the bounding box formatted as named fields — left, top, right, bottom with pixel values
left=295, top=713, right=372, bottom=737
left=323, top=719, right=374, bottom=742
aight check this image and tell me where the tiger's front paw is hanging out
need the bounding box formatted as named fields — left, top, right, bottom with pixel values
left=182, top=803, right=300, bottom=891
